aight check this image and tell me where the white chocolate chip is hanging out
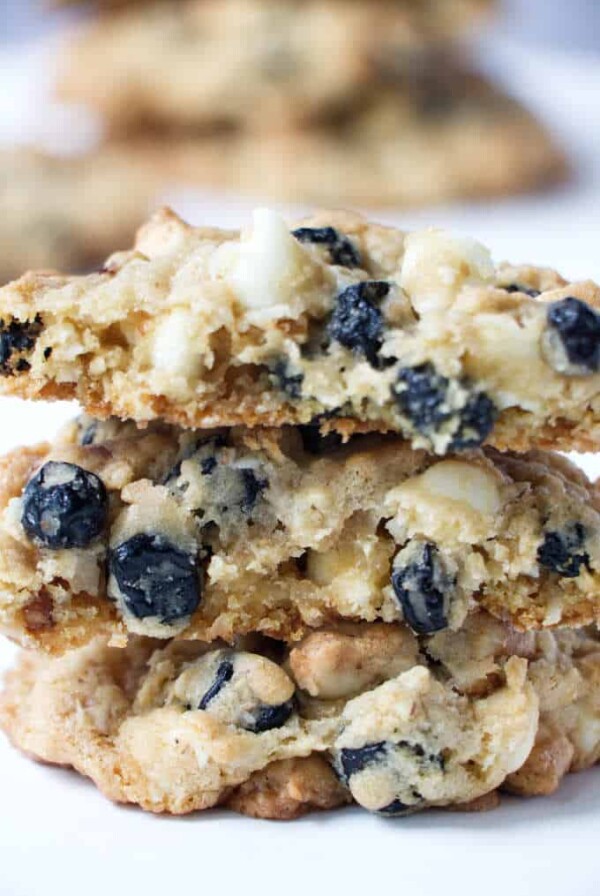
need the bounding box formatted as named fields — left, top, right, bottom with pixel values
left=401, top=230, right=494, bottom=314
left=151, top=310, right=202, bottom=379
left=571, top=708, right=600, bottom=761
left=289, top=625, right=420, bottom=700
left=386, top=461, right=503, bottom=545
left=417, top=461, right=503, bottom=516
left=229, top=209, right=332, bottom=320
left=285, top=483, right=336, bottom=543
left=542, top=597, right=564, bottom=627
left=39, top=546, right=103, bottom=598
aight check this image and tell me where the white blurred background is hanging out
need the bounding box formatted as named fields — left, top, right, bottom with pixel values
left=502, top=0, right=600, bottom=51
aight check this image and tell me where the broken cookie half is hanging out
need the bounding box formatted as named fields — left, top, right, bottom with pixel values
left=0, top=209, right=598, bottom=453
left=1, top=417, right=600, bottom=653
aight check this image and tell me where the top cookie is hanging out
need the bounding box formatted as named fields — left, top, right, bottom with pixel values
left=1, top=207, right=600, bottom=455
left=56, top=0, right=494, bottom=132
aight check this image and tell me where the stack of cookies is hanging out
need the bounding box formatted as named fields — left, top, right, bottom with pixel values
left=1, top=0, right=566, bottom=284
left=0, top=206, right=599, bottom=819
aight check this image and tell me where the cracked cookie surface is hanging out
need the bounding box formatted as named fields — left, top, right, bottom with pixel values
left=1, top=419, right=600, bottom=652
left=2, top=613, right=597, bottom=818
left=1, top=208, right=597, bottom=453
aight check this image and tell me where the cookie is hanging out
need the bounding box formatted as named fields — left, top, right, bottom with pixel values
left=162, top=74, right=565, bottom=205
left=56, top=0, right=494, bottom=132
left=1, top=418, right=600, bottom=653
left=2, top=613, right=598, bottom=818
left=50, top=0, right=164, bottom=6
left=0, top=148, right=164, bottom=286
left=52, top=0, right=492, bottom=20
left=0, top=207, right=597, bottom=453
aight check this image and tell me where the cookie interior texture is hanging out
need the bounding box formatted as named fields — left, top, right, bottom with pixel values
left=1, top=613, right=598, bottom=818
left=1, top=418, right=600, bottom=652
left=1, top=208, right=598, bottom=453
left=56, top=0, right=496, bottom=132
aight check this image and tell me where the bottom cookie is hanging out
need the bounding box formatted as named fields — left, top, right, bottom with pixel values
left=1, top=614, right=598, bottom=819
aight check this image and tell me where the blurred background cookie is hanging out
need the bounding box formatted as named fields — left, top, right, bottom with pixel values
left=0, top=146, right=166, bottom=283
left=54, top=0, right=495, bottom=133
left=0, top=0, right=594, bottom=282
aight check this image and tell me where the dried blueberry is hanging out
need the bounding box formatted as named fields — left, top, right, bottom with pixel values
left=545, top=297, right=600, bottom=373
left=198, top=658, right=234, bottom=710
left=377, top=798, right=414, bottom=817
left=246, top=699, right=295, bottom=733
left=200, top=455, right=217, bottom=475
left=21, top=461, right=108, bottom=550
left=453, top=392, right=498, bottom=451
left=503, top=283, right=541, bottom=298
left=0, top=315, right=43, bottom=376
left=336, top=740, right=441, bottom=814
left=109, top=533, right=201, bottom=624
left=239, top=467, right=267, bottom=513
left=340, top=740, right=443, bottom=782
left=538, top=524, right=590, bottom=578
left=187, top=650, right=295, bottom=731
left=393, top=363, right=496, bottom=451
left=338, top=742, right=387, bottom=783
left=79, top=421, right=99, bottom=446
left=270, top=359, right=304, bottom=400
left=394, top=364, right=447, bottom=430
left=165, top=438, right=266, bottom=519
left=163, top=437, right=223, bottom=490
left=76, top=417, right=132, bottom=447
left=391, top=542, right=453, bottom=634
left=292, top=226, right=361, bottom=268
left=328, top=281, right=390, bottom=365
left=379, top=787, right=429, bottom=816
